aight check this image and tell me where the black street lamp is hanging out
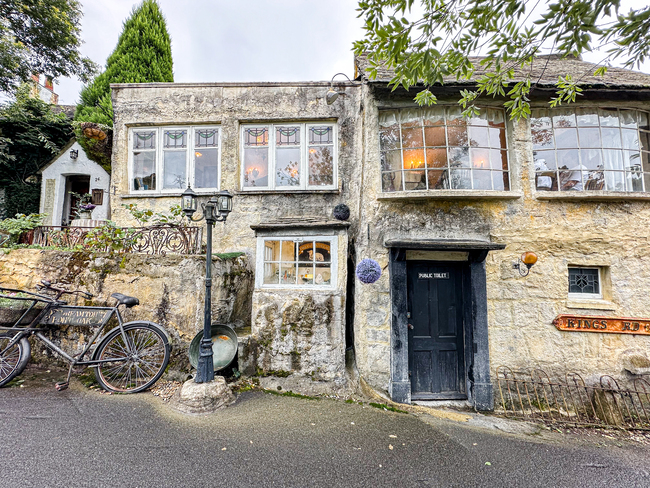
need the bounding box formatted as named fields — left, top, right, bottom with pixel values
left=181, top=185, right=233, bottom=383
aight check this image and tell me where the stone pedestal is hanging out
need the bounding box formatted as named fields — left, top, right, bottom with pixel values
left=168, top=376, right=236, bottom=415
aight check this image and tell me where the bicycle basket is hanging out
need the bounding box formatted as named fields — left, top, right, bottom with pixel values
left=0, top=288, right=50, bottom=328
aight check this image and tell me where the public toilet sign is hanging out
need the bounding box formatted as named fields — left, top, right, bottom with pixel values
left=553, top=314, right=650, bottom=335
left=418, top=272, right=449, bottom=279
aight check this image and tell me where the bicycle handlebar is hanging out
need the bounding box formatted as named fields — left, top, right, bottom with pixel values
left=38, top=280, right=94, bottom=300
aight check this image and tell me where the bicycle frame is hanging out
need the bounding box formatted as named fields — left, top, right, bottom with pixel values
left=0, top=286, right=132, bottom=368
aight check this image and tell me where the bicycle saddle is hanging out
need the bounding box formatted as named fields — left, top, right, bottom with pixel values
left=111, top=293, right=139, bottom=308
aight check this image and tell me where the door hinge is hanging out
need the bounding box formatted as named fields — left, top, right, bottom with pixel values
left=407, top=311, right=411, bottom=318
left=408, top=371, right=411, bottom=377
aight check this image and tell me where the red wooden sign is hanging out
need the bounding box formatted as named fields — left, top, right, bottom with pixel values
left=553, top=314, right=650, bottom=335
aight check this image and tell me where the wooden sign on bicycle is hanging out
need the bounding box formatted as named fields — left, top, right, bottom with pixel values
left=41, top=306, right=112, bottom=327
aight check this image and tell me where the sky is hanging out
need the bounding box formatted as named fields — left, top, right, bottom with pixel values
left=55, top=0, right=364, bottom=105
left=53, top=0, right=650, bottom=106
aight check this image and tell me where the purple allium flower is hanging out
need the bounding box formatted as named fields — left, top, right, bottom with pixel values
left=80, top=204, right=96, bottom=211
left=356, top=258, right=381, bottom=284
left=333, top=203, right=350, bottom=221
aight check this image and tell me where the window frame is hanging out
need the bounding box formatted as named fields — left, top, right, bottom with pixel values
left=378, top=106, right=511, bottom=193
left=128, top=125, right=221, bottom=195
left=240, top=122, right=338, bottom=192
left=531, top=107, right=650, bottom=193
left=568, top=266, right=603, bottom=300
left=255, top=236, right=338, bottom=290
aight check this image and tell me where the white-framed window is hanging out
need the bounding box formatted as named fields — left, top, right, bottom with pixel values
left=130, top=126, right=220, bottom=193
left=532, top=108, right=650, bottom=192
left=256, top=236, right=337, bottom=289
left=241, top=122, right=337, bottom=191
left=568, top=267, right=602, bottom=299
left=379, top=106, right=510, bottom=192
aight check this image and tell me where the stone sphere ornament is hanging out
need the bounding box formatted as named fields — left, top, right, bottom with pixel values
left=356, top=258, right=382, bottom=284
left=333, top=203, right=350, bottom=221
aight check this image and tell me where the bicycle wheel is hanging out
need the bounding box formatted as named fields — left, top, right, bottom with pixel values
left=0, top=333, right=31, bottom=387
left=92, top=323, right=170, bottom=393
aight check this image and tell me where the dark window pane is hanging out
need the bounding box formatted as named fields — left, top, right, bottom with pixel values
left=569, top=268, right=600, bottom=295
left=308, top=146, right=334, bottom=186
left=427, top=169, right=449, bottom=189
left=495, top=171, right=509, bottom=191
left=402, top=126, right=424, bottom=148
left=133, top=151, right=156, bottom=191
left=447, top=125, right=468, bottom=146
left=426, top=148, right=447, bottom=169
left=424, top=126, right=446, bottom=147
left=195, top=148, right=218, bottom=189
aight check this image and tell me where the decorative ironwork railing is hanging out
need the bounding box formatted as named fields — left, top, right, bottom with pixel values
left=31, top=225, right=202, bottom=256
left=495, top=366, right=650, bottom=430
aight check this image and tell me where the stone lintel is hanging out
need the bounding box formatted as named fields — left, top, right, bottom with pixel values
left=384, top=239, right=506, bottom=252
left=251, top=220, right=350, bottom=231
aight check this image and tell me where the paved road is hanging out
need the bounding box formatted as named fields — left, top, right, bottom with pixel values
left=1, top=373, right=649, bottom=488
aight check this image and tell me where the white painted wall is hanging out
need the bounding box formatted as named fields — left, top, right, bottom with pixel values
left=39, top=141, right=110, bottom=226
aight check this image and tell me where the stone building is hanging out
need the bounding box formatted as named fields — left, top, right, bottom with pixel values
left=108, top=55, right=650, bottom=409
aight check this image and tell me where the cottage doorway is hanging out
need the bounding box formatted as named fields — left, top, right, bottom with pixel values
left=61, top=175, right=90, bottom=226
left=406, top=261, right=466, bottom=400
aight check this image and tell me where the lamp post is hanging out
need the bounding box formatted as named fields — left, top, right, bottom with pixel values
left=181, top=185, right=233, bottom=383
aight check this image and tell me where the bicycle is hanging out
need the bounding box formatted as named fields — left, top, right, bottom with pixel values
left=0, top=281, right=170, bottom=393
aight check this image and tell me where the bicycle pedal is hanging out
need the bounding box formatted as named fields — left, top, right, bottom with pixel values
left=55, top=382, right=69, bottom=391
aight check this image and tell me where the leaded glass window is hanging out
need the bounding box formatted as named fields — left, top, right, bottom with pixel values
left=260, top=237, right=335, bottom=288
left=241, top=123, right=337, bottom=190
left=379, top=107, right=510, bottom=192
left=568, top=267, right=601, bottom=298
left=532, top=108, right=650, bottom=192
left=130, top=126, right=220, bottom=193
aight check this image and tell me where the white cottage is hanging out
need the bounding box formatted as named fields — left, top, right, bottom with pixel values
left=38, top=140, right=110, bottom=226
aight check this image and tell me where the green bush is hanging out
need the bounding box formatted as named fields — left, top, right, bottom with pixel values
left=0, top=213, right=44, bottom=245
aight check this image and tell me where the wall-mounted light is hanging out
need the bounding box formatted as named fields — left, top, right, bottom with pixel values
left=70, top=149, right=78, bottom=160
left=325, top=72, right=352, bottom=105
left=513, top=251, right=538, bottom=277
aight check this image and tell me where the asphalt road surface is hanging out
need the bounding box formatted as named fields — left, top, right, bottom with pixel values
left=1, top=372, right=649, bottom=488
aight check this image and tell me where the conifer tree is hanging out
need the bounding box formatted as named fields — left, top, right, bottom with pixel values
left=74, top=0, right=173, bottom=167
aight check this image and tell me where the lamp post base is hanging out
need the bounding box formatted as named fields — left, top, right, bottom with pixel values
left=195, top=337, right=215, bottom=383
left=169, top=377, right=235, bottom=415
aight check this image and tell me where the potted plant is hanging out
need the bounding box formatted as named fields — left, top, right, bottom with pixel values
left=70, top=192, right=96, bottom=220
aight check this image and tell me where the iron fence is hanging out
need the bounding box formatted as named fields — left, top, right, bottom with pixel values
left=31, top=225, right=202, bottom=256
left=495, top=366, right=650, bottom=430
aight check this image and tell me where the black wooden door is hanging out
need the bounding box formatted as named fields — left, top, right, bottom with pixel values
left=407, top=262, right=466, bottom=400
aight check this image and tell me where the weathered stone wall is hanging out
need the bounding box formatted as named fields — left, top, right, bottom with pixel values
left=0, top=249, right=253, bottom=368
left=109, top=82, right=362, bottom=385
left=354, top=85, right=650, bottom=393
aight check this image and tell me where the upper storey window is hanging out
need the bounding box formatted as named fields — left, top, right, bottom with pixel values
left=532, top=108, right=650, bottom=192
left=130, top=126, right=220, bottom=193
left=241, top=123, right=337, bottom=191
left=379, top=107, right=510, bottom=192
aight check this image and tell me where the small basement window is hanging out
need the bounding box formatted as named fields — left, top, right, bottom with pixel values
left=568, top=267, right=602, bottom=299
left=257, top=237, right=337, bottom=289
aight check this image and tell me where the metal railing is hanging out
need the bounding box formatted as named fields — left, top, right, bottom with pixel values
left=495, top=366, right=650, bottom=430
left=31, top=225, right=202, bottom=256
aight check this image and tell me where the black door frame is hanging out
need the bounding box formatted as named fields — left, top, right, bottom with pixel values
left=386, top=239, right=505, bottom=411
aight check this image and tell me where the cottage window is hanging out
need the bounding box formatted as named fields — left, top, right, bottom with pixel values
left=532, top=108, right=650, bottom=192
left=379, top=107, right=510, bottom=192
left=241, top=123, right=337, bottom=190
left=568, top=267, right=602, bottom=299
left=257, top=237, right=337, bottom=289
left=130, top=126, right=220, bottom=193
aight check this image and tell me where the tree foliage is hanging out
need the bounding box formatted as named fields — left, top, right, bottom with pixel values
left=0, top=85, right=72, bottom=217
left=74, top=0, right=174, bottom=128
left=0, top=0, right=96, bottom=93
left=354, top=0, right=650, bottom=119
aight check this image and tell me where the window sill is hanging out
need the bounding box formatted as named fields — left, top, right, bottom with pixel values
left=236, top=189, right=340, bottom=196
left=535, top=191, right=650, bottom=202
left=376, top=190, right=522, bottom=201
left=566, top=299, right=616, bottom=311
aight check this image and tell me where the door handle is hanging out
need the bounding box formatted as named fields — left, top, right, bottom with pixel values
left=408, top=323, right=414, bottom=330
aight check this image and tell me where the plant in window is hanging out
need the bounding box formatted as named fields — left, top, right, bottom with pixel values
left=356, top=258, right=382, bottom=284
